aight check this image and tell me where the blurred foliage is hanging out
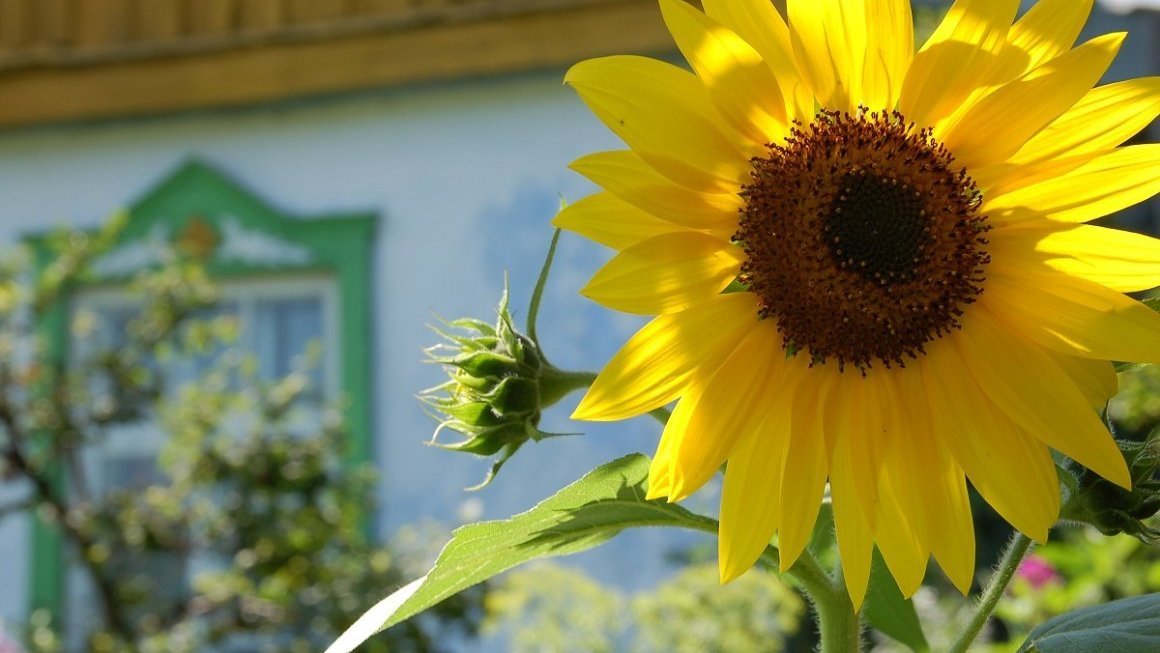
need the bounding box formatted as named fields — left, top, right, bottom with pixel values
left=0, top=223, right=483, bottom=652
left=913, top=3, right=949, bottom=44
left=484, top=564, right=625, bottom=653
left=483, top=561, right=805, bottom=653
left=1110, top=364, right=1160, bottom=436
left=631, top=562, right=805, bottom=653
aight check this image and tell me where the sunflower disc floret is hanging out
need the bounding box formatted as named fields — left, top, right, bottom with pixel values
left=738, top=109, right=990, bottom=371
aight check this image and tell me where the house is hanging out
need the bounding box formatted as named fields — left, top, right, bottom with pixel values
left=0, top=0, right=692, bottom=641
left=0, top=0, right=1156, bottom=646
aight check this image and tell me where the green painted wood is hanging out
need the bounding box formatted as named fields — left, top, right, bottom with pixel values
left=24, top=158, right=378, bottom=623
left=28, top=235, right=68, bottom=622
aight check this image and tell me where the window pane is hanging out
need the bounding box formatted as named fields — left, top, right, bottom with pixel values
left=102, top=455, right=162, bottom=492
left=254, top=297, right=325, bottom=394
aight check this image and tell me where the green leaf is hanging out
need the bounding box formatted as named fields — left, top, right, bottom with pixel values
left=1017, top=593, right=1160, bottom=653
left=325, top=454, right=727, bottom=653
left=864, top=550, right=929, bottom=653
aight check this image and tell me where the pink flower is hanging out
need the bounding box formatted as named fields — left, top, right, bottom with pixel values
left=1017, top=555, right=1062, bottom=589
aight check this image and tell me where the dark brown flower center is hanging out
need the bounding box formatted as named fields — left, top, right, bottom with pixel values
left=734, top=109, right=990, bottom=372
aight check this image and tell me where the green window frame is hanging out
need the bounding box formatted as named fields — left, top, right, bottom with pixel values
left=25, top=159, right=377, bottom=621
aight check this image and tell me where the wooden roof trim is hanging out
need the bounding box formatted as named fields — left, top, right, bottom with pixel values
left=0, top=0, right=633, bottom=73
left=0, top=0, right=673, bottom=129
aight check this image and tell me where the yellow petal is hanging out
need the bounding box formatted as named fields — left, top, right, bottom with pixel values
left=919, top=346, right=1060, bottom=542
left=700, top=0, right=814, bottom=122
left=830, top=373, right=882, bottom=525
left=872, top=372, right=931, bottom=598
left=647, top=390, right=700, bottom=501
left=573, top=293, right=758, bottom=421
left=893, top=367, right=975, bottom=594
left=668, top=319, right=789, bottom=500
left=719, top=355, right=803, bottom=583
left=924, top=450, right=975, bottom=595
left=659, top=0, right=786, bottom=149
left=552, top=192, right=690, bottom=250
left=581, top=232, right=741, bottom=315
left=990, top=223, right=1160, bottom=293
left=984, top=264, right=1160, bottom=364
left=936, top=0, right=1094, bottom=127
left=900, top=0, right=1019, bottom=128
left=570, top=150, right=744, bottom=230
left=941, top=33, right=1124, bottom=169
left=861, top=0, right=914, bottom=110
left=777, top=362, right=831, bottom=572
left=649, top=387, right=700, bottom=501
left=874, top=464, right=929, bottom=598
left=971, top=150, right=1102, bottom=199
left=879, top=374, right=929, bottom=545
left=985, top=144, right=1160, bottom=225
left=565, top=56, right=748, bottom=193
left=830, top=426, right=875, bottom=610
left=1050, top=352, right=1118, bottom=411
left=787, top=0, right=866, bottom=113
left=1010, top=77, right=1160, bottom=167
left=996, top=0, right=1094, bottom=81
left=718, top=428, right=786, bottom=583
left=956, top=304, right=1132, bottom=488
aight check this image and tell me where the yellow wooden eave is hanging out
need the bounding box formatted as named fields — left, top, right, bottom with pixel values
left=0, top=0, right=674, bottom=129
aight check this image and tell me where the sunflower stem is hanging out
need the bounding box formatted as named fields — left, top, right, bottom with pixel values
left=788, top=552, right=862, bottom=653
left=948, top=532, right=1034, bottom=653
left=646, top=406, right=672, bottom=426
left=538, top=368, right=597, bottom=407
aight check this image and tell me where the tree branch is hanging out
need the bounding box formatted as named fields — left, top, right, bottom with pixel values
left=0, top=394, right=135, bottom=640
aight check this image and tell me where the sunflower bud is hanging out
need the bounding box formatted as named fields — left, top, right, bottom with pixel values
left=422, top=287, right=587, bottom=489
left=1060, top=428, right=1160, bottom=542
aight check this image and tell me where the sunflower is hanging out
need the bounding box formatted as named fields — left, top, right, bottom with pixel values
left=555, top=0, right=1160, bottom=608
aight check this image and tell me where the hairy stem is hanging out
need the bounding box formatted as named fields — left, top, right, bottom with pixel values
left=949, top=532, right=1034, bottom=653
left=788, top=552, right=862, bottom=653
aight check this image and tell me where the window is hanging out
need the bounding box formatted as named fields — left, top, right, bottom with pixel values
left=72, top=275, right=339, bottom=487
left=27, top=159, right=375, bottom=642
left=63, top=276, right=340, bottom=644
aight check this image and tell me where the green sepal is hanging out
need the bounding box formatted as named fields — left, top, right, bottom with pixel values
left=446, top=317, right=496, bottom=336
left=449, top=350, right=520, bottom=377
left=433, top=401, right=503, bottom=428
left=484, top=377, right=540, bottom=416
left=432, top=424, right=526, bottom=457
left=1059, top=425, right=1160, bottom=542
